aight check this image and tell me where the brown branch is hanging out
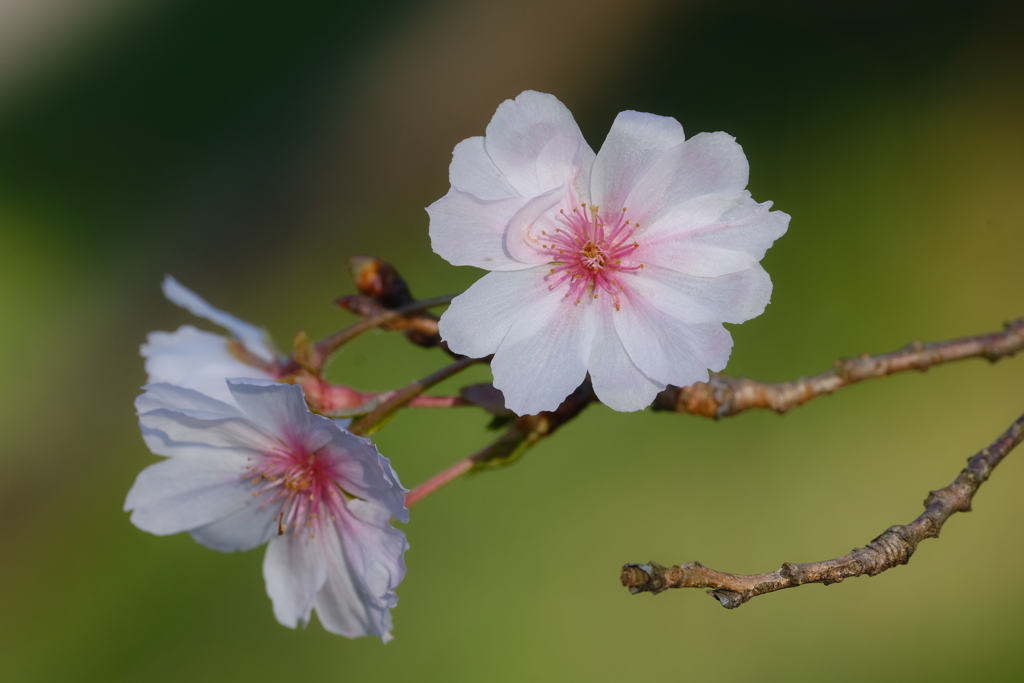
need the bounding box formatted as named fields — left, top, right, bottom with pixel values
left=621, top=409, right=1024, bottom=608
left=652, top=319, right=1024, bottom=419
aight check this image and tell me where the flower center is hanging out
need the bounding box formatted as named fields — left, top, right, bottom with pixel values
left=540, top=202, right=644, bottom=311
left=246, top=447, right=348, bottom=539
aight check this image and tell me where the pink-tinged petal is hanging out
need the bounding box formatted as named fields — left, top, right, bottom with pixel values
left=320, top=433, right=409, bottom=524
left=162, top=276, right=276, bottom=362
left=588, top=304, right=665, bottom=412
left=449, top=136, right=517, bottom=200
left=625, top=263, right=773, bottom=325
left=491, top=293, right=595, bottom=415
left=142, top=326, right=274, bottom=404
left=439, top=268, right=553, bottom=359
left=125, top=448, right=256, bottom=536
left=625, top=132, right=749, bottom=227
left=263, top=530, right=327, bottom=629
left=189, top=501, right=278, bottom=552
left=484, top=91, right=586, bottom=197
left=636, top=192, right=790, bottom=276
left=591, top=110, right=686, bottom=213
left=226, top=379, right=331, bottom=452
left=503, top=185, right=567, bottom=265
left=319, top=500, right=407, bottom=640
left=614, top=292, right=730, bottom=389
left=427, top=189, right=534, bottom=271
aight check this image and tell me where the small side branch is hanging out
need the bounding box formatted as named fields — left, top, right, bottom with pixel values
left=621, top=410, right=1024, bottom=608
left=346, top=356, right=485, bottom=435
left=652, top=319, right=1024, bottom=419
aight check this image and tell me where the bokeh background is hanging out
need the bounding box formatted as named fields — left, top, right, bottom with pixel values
left=2, top=0, right=1023, bottom=680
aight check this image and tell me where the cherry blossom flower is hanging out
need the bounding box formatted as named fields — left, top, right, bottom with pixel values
left=126, top=378, right=409, bottom=641
left=428, top=91, right=789, bottom=414
left=141, top=276, right=279, bottom=405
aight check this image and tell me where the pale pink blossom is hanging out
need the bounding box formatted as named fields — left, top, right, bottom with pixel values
left=429, top=91, right=788, bottom=414
left=141, top=276, right=278, bottom=405
left=126, top=379, right=409, bottom=641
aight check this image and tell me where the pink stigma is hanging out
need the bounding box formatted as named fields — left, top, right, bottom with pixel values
left=541, top=202, right=643, bottom=310
left=245, top=445, right=348, bottom=538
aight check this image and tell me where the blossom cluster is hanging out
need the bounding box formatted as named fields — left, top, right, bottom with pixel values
left=127, top=278, right=409, bottom=641
left=125, top=91, right=786, bottom=641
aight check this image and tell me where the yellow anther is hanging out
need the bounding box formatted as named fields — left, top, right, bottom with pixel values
left=252, top=492, right=259, bottom=497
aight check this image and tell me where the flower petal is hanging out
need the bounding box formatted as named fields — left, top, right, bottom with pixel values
left=588, top=303, right=665, bottom=412
left=124, top=448, right=256, bottom=536
left=321, top=432, right=409, bottom=524
left=636, top=191, right=789, bottom=277
left=624, top=264, right=773, bottom=325
left=189, top=500, right=278, bottom=552
left=491, top=291, right=595, bottom=415
left=590, top=110, right=685, bottom=214
left=427, top=189, right=533, bottom=271
left=317, top=501, right=407, bottom=641
left=142, top=326, right=274, bottom=404
left=263, top=530, right=327, bottom=628
left=226, top=379, right=332, bottom=453
left=135, top=382, right=243, bottom=418
left=625, top=132, right=749, bottom=227
left=613, top=292, right=729, bottom=389
left=448, top=136, right=517, bottom=200
left=439, top=267, right=553, bottom=359
left=162, top=276, right=276, bottom=362
left=484, top=90, right=587, bottom=197
left=503, top=185, right=567, bottom=265
left=139, top=408, right=277, bottom=453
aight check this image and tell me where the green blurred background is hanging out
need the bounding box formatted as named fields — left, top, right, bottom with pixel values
left=2, top=0, right=1023, bottom=680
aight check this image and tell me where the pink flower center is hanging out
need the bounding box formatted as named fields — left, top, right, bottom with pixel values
left=245, top=446, right=348, bottom=539
left=540, top=202, right=644, bottom=311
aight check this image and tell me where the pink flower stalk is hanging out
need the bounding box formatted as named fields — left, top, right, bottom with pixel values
left=141, top=276, right=279, bottom=405
left=126, top=379, right=409, bottom=641
left=428, top=91, right=789, bottom=414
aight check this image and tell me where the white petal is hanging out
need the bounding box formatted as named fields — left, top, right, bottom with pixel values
left=449, top=136, right=517, bottom=200
left=312, top=521, right=389, bottom=639
left=139, top=407, right=277, bottom=453
left=189, top=500, right=278, bottom=552
left=162, top=275, right=276, bottom=362
left=591, top=110, right=685, bottom=214
left=317, top=501, right=407, bottom=640
left=625, top=132, right=749, bottom=228
left=484, top=91, right=587, bottom=197
left=439, top=268, right=553, bottom=359
left=636, top=192, right=789, bottom=277
left=588, top=303, right=664, bottom=412
left=503, top=185, right=567, bottom=265
left=535, top=134, right=593, bottom=202
left=135, top=382, right=242, bottom=418
left=626, top=264, right=773, bottom=325
left=614, top=291, right=728, bottom=389
left=263, top=531, right=327, bottom=628
left=141, top=326, right=274, bottom=405
left=124, top=448, right=256, bottom=536
left=427, top=189, right=532, bottom=271
left=226, top=379, right=331, bottom=452
left=322, top=434, right=409, bottom=524
left=491, top=290, right=595, bottom=415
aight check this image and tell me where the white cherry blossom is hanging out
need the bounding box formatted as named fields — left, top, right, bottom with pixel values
left=126, top=379, right=409, bottom=641
left=141, top=276, right=279, bottom=404
left=428, top=91, right=789, bottom=414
